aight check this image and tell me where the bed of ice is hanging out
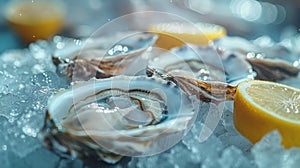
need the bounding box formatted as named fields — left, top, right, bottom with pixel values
left=1, top=39, right=300, bottom=168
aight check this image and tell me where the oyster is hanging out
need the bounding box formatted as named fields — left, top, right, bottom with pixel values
left=40, top=76, right=196, bottom=164
left=146, top=45, right=246, bottom=103
left=52, top=32, right=158, bottom=81
left=147, top=68, right=236, bottom=103
left=213, top=36, right=300, bottom=81
left=148, top=45, right=255, bottom=86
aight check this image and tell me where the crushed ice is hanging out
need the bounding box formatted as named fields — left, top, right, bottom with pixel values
left=0, top=39, right=300, bottom=168
left=0, top=41, right=69, bottom=167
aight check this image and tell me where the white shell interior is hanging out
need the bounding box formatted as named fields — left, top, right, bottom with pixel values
left=47, top=76, right=197, bottom=156
left=48, top=76, right=196, bottom=133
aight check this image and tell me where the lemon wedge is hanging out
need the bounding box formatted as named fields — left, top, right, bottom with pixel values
left=149, top=22, right=226, bottom=50
left=234, top=80, right=300, bottom=148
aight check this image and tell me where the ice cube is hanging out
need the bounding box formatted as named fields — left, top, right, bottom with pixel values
left=2, top=151, right=30, bottom=168
left=218, top=132, right=252, bottom=154
left=30, top=71, right=68, bottom=89
left=0, top=93, right=22, bottom=120
left=218, top=145, right=255, bottom=168
left=252, top=130, right=284, bottom=168
left=220, top=109, right=237, bottom=134
left=23, top=147, right=60, bottom=168
left=0, top=151, right=11, bottom=168
left=282, top=148, right=300, bottom=168
left=252, top=130, right=300, bottom=168
left=8, top=130, right=42, bottom=158
left=182, top=120, right=224, bottom=165
left=57, top=159, right=84, bottom=168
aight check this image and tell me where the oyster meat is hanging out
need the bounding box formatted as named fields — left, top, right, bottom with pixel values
left=40, top=76, right=196, bottom=164
left=147, top=68, right=236, bottom=103
left=52, top=32, right=158, bottom=81
left=213, top=36, right=300, bottom=81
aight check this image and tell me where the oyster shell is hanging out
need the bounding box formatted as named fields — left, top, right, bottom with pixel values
left=213, top=36, right=300, bottom=81
left=40, top=76, right=196, bottom=164
left=148, top=45, right=255, bottom=86
left=146, top=45, right=245, bottom=103
left=52, top=32, right=157, bottom=81
left=147, top=68, right=236, bottom=103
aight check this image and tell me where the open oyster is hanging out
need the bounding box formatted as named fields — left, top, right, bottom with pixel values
left=148, top=45, right=255, bottom=86
left=147, top=68, right=236, bottom=103
left=213, top=36, right=300, bottom=81
left=52, top=32, right=157, bottom=81
left=146, top=45, right=247, bottom=103
left=39, top=76, right=196, bottom=164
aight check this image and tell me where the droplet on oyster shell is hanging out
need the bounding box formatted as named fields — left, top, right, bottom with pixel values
left=51, top=32, right=158, bottom=81
left=39, top=76, right=197, bottom=164
left=213, top=36, right=300, bottom=81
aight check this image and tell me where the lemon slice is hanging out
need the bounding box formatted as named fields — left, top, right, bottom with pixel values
left=149, top=22, right=226, bottom=50
left=234, top=80, right=300, bottom=148
left=4, top=1, right=64, bottom=43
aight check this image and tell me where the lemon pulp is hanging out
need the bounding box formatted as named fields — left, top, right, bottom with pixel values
left=234, top=80, right=300, bottom=148
left=149, top=22, right=226, bottom=50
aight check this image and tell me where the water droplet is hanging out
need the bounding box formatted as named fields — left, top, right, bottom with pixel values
left=19, top=84, right=25, bottom=90
left=31, top=64, right=45, bottom=74
left=2, top=145, right=7, bottom=151
left=9, top=111, right=19, bottom=117
left=22, top=126, right=37, bottom=137
left=56, top=42, right=65, bottom=49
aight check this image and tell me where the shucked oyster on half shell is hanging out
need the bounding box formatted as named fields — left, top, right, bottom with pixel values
left=146, top=45, right=252, bottom=103
left=39, top=76, right=197, bottom=164
left=213, top=36, right=300, bottom=81
left=147, top=45, right=255, bottom=85
left=51, top=32, right=158, bottom=81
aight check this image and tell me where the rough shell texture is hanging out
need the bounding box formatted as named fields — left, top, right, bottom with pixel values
left=148, top=44, right=255, bottom=86
left=213, top=36, right=300, bottom=81
left=51, top=32, right=158, bottom=81
left=146, top=68, right=236, bottom=104
left=40, top=76, right=197, bottom=164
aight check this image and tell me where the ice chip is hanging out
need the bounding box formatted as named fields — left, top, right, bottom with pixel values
left=0, top=151, right=11, bottom=168
left=0, top=93, right=23, bottom=120
left=218, top=133, right=252, bottom=153
left=252, top=130, right=284, bottom=168
left=252, top=130, right=300, bottom=168
left=57, top=159, right=84, bottom=168
left=282, top=148, right=300, bottom=168
left=218, top=146, right=255, bottom=168
left=23, top=147, right=60, bottom=168
left=32, top=64, right=45, bottom=74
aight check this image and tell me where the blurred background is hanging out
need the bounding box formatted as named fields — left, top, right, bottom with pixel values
left=0, top=0, right=299, bottom=54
